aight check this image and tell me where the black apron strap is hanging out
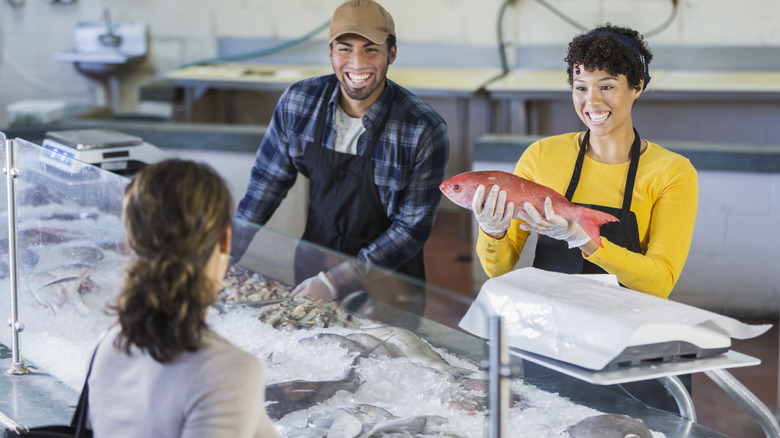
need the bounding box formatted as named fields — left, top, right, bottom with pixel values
left=533, top=129, right=643, bottom=273
left=621, top=128, right=641, bottom=213
left=567, top=129, right=641, bottom=217
left=564, top=131, right=589, bottom=200
left=362, top=103, right=391, bottom=158
left=71, top=329, right=110, bottom=436
left=294, top=83, right=425, bottom=316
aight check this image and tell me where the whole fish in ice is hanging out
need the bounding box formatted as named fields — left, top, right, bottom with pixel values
left=298, top=333, right=400, bottom=359
left=327, top=413, right=363, bottom=438
left=265, top=360, right=363, bottom=420
left=357, top=415, right=429, bottom=438
left=18, top=228, right=76, bottom=246
left=0, top=246, right=38, bottom=279
left=298, top=333, right=368, bottom=355
left=446, top=376, right=529, bottom=413
left=343, top=333, right=401, bottom=358
left=303, top=406, right=443, bottom=438
left=361, top=326, right=475, bottom=378
left=47, top=245, right=105, bottom=266
left=308, top=404, right=394, bottom=429
left=439, top=170, right=619, bottom=248
left=565, top=414, right=653, bottom=438
left=39, top=212, right=100, bottom=221
left=27, top=263, right=99, bottom=314
left=283, top=427, right=328, bottom=438
left=17, top=185, right=62, bottom=206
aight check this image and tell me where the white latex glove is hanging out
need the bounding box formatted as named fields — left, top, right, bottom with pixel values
left=472, top=184, right=515, bottom=235
left=291, top=272, right=338, bottom=302
left=519, top=197, right=591, bottom=249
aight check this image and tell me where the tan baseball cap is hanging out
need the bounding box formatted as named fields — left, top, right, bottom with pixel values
left=329, top=0, right=395, bottom=45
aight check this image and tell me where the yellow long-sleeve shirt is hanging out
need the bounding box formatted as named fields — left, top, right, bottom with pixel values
left=476, top=132, right=698, bottom=298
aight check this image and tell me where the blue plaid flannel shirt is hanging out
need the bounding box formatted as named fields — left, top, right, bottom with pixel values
left=236, top=74, right=449, bottom=292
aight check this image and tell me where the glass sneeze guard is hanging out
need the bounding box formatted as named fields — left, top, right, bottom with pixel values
left=0, top=132, right=738, bottom=438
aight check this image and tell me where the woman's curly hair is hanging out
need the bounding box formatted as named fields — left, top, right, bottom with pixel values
left=111, top=159, right=233, bottom=363
left=565, top=23, right=653, bottom=91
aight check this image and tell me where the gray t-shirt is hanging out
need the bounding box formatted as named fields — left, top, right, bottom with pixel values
left=88, top=324, right=277, bottom=438
left=333, top=104, right=365, bottom=155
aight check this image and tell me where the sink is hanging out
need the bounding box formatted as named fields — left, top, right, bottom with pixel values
left=54, top=17, right=148, bottom=80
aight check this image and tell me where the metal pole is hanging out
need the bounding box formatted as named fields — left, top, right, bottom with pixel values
left=657, top=375, right=697, bottom=422
left=4, top=138, right=30, bottom=375
left=488, top=315, right=509, bottom=438
left=704, top=368, right=780, bottom=438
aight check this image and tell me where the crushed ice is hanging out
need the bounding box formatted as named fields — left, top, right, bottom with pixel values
left=0, top=203, right=667, bottom=437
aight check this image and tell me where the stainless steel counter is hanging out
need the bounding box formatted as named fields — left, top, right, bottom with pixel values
left=0, top=344, right=79, bottom=432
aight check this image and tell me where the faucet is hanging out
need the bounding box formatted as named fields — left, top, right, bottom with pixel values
left=98, top=9, right=122, bottom=48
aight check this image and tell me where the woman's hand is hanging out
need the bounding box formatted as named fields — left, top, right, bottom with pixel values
left=519, top=197, right=592, bottom=249
left=472, top=184, right=514, bottom=238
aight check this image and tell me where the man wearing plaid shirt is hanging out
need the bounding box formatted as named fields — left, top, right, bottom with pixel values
left=234, top=0, right=449, bottom=316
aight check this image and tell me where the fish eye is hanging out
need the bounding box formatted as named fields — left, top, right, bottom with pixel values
left=453, top=184, right=460, bottom=191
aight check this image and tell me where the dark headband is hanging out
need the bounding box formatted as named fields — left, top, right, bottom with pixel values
left=587, top=31, right=651, bottom=90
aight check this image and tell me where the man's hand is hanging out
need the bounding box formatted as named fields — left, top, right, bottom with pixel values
left=291, top=271, right=338, bottom=302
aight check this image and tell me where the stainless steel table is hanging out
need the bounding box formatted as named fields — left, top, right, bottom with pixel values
left=486, top=69, right=780, bottom=135
left=167, top=63, right=504, bottom=238
left=411, top=314, right=739, bottom=438
left=509, top=346, right=780, bottom=438
left=166, top=63, right=502, bottom=173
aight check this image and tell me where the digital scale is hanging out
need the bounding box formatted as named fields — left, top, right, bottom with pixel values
left=458, top=268, right=780, bottom=436
left=40, top=128, right=167, bottom=176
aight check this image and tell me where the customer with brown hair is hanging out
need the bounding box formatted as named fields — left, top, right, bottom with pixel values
left=88, top=159, right=278, bottom=437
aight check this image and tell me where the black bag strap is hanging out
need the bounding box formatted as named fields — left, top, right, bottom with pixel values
left=70, top=331, right=108, bottom=436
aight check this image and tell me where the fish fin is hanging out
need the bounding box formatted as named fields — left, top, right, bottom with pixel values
left=360, top=333, right=395, bottom=358
left=450, top=367, right=478, bottom=379
left=576, top=208, right=619, bottom=248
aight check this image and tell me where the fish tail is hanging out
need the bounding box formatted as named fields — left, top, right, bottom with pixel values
left=576, top=209, right=619, bottom=248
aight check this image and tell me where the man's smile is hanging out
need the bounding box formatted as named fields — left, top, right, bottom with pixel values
left=346, top=71, right=372, bottom=84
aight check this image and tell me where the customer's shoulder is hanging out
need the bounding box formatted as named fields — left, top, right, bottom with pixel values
left=200, top=329, right=260, bottom=368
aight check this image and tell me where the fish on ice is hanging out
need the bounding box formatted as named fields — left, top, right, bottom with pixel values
left=360, top=326, right=476, bottom=378
left=27, top=263, right=99, bottom=314
left=565, top=413, right=653, bottom=438
left=303, top=405, right=447, bottom=438
left=298, top=333, right=400, bottom=359
left=265, top=357, right=363, bottom=420
left=439, top=170, right=619, bottom=248
left=308, top=404, right=394, bottom=429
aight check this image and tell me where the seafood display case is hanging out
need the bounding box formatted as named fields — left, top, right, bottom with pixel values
left=0, top=132, right=749, bottom=437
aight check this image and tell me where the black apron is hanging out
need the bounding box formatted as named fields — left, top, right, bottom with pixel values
left=293, top=82, right=425, bottom=316
left=532, top=129, right=691, bottom=414
left=532, top=129, right=641, bottom=274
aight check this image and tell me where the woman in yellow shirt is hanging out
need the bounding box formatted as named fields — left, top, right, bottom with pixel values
left=474, top=24, right=698, bottom=300
left=472, top=23, right=698, bottom=415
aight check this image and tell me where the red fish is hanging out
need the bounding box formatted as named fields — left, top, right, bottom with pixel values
left=439, top=170, right=619, bottom=248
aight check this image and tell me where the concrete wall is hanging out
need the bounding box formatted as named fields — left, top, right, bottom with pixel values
left=677, top=171, right=780, bottom=317
left=509, top=93, right=780, bottom=146
left=164, top=148, right=309, bottom=239
left=3, top=0, right=780, bottom=315
left=3, top=0, right=780, bottom=127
